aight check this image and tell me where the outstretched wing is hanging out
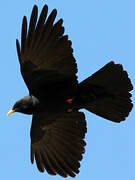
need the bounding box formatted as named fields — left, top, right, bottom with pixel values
left=16, top=5, right=78, bottom=98
left=30, top=112, right=87, bottom=177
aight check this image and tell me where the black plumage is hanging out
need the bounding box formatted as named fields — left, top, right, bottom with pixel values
left=8, top=4, right=133, bottom=178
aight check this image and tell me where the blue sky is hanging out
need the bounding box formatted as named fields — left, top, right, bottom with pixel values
left=0, top=0, right=135, bottom=179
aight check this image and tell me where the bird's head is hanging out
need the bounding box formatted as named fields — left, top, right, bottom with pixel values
left=7, top=95, right=40, bottom=115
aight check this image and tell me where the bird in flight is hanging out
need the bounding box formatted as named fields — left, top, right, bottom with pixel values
left=7, top=4, right=133, bottom=178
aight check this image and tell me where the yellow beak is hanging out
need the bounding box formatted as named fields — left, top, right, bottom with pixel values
left=7, top=109, right=15, bottom=116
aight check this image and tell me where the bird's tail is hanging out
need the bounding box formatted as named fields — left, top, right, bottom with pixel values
left=78, top=61, right=133, bottom=123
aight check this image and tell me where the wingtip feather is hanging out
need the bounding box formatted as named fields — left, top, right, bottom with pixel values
left=16, top=39, right=21, bottom=62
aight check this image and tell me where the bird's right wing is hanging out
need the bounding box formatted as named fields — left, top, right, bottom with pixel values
left=16, top=5, right=78, bottom=98
left=30, top=112, right=87, bottom=177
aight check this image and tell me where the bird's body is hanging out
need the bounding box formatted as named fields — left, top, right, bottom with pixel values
left=8, top=4, right=133, bottom=178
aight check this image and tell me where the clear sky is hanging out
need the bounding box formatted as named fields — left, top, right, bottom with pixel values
left=0, top=0, right=135, bottom=179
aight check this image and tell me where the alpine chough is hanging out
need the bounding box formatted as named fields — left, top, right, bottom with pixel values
left=7, top=4, right=133, bottom=178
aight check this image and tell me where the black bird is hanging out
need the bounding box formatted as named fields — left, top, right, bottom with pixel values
left=7, top=4, right=133, bottom=178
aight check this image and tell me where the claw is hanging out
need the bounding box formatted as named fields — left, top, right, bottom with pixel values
left=67, top=109, right=73, bottom=112
left=66, top=98, right=73, bottom=103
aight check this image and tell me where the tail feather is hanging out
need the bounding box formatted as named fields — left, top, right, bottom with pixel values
left=79, top=61, right=133, bottom=123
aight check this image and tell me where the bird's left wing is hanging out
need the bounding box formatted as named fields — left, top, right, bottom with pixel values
left=16, top=5, right=78, bottom=98
left=30, top=111, right=87, bottom=177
